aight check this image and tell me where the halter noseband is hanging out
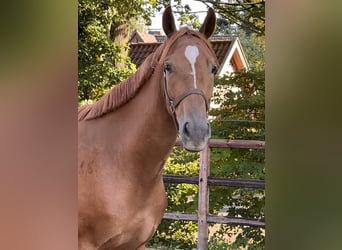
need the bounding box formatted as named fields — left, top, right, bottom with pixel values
left=163, top=69, right=209, bottom=131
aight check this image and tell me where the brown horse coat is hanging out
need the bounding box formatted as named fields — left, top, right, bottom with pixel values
left=78, top=7, right=217, bottom=250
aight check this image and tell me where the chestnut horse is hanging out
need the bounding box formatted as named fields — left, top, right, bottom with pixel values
left=78, top=7, right=217, bottom=250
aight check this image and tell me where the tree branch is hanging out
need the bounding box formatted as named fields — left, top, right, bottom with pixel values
left=194, top=0, right=264, bottom=7
left=193, top=0, right=264, bottom=35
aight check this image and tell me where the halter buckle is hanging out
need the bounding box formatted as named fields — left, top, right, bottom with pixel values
left=169, top=100, right=175, bottom=113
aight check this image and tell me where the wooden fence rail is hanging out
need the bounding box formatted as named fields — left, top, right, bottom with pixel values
left=163, top=174, right=265, bottom=189
left=163, top=212, right=265, bottom=227
left=162, top=138, right=265, bottom=250
left=174, top=138, right=265, bottom=149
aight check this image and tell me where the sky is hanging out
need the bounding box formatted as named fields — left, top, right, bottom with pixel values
left=149, top=0, right=209, bottom=31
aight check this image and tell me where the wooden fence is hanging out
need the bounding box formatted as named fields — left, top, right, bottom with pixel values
left=162, top=138, right=265, bottom=250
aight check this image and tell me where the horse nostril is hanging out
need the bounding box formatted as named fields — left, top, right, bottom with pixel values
left=183, top=122, right=190, bottom=137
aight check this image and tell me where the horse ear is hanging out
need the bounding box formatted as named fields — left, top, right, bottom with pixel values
left=199, top=8, right=216, bottom=38
left=162, top=6, right=177, bottom=38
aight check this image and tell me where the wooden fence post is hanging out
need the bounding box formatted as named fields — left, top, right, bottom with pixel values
left=198, top=143, right=210, bottom=250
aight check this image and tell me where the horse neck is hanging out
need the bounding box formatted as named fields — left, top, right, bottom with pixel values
left=131, top=67, right=178, bottom=149
left=105, top=67, right=178, bottom=177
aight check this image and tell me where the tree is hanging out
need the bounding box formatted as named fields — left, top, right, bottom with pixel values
left=207, top=2, right=265, bottom=246
left=206, top=3, right=265, bottom=245
left=78, top=0, right=156, bottom=103
left=208, top=69, right=265, bottom=249
left=195, top=0, right=265, bottom=36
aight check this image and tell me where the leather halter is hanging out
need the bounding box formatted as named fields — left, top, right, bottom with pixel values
left=163, top=69, right=209, bottom=131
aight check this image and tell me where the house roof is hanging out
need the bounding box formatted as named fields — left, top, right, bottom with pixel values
left=128, top=33, right=249, bottom=74
left=129, top=42, right=161, bottom=68
left=129, top=31, right=157, bottom=43
left=214, top=38, right=249, bottom=74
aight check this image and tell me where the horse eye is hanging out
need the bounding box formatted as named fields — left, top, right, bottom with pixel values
left=211, top=64, right=218, bottom=74
left=164, top=63, right=172, bottom=73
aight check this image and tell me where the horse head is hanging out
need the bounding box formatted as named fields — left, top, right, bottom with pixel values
left=161, top=7, right=217, bottom=152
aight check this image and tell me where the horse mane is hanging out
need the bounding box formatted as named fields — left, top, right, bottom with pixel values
left=78, top=28, right=215, bottom=121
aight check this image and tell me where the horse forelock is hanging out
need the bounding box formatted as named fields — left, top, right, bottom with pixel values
left=78, top=27, right=216, bottom=121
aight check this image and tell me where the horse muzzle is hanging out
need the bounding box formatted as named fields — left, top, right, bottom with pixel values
left=178, top=118, right=211, bottom=152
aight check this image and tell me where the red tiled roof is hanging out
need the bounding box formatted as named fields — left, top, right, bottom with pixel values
left=129, top=40, right=233, bottom=68
left=129, top=31, right=157, bottom=44
left=129, top=43, right=160, bottom=68
left=211, top=40, right=233, bottom=67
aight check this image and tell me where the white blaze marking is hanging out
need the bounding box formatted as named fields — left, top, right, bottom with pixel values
left=185, top=45, right=199, bottom=88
